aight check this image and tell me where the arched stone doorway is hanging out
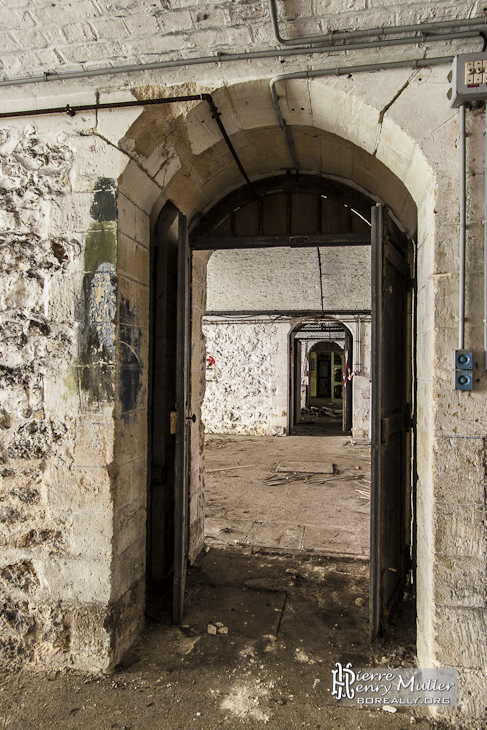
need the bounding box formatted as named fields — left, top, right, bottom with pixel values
left=144, top=169, right=413, bottom=641
left=114, top=76, right=430, bottom=668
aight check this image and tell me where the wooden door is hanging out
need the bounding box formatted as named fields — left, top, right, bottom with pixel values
left=370, top=203, right=412, bottom=639
left=173, top=213, right=191, bottom=623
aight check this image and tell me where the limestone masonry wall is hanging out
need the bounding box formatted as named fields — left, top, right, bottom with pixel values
left=203, top=320, right=289, bottom=436
left=1, top=0, right=487, bottom=719
left=0, top=115, right=135, bottom=669
left=0, top=126, right=81, bottom=663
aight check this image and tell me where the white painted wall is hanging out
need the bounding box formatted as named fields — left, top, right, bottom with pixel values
left=206, top=246, right=371, bottom=312
left=203, top=318, right=289, bottom=435
left=0, top=0, right=481, bottom=88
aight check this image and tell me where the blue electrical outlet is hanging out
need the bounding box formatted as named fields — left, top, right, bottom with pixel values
left=455, top=349, right=473, bottom=370
left=455, top=370, right=473, bottom=390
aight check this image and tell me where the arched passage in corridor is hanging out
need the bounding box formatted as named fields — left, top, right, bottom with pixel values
left=115, top=76, right=428, bottom=650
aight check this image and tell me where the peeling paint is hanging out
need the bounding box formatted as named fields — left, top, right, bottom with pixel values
left=84, top=222, right=117, bottom=272
left=88, top=263, right=117, bottom=355
left=78, top=178, right=118, bottom=406
left=90, top=177, right=117, bottom=222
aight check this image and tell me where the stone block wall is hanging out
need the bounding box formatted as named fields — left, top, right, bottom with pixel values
left=0, top=114, right=132, bottom=669
left=0, top=0, right=481, bottom=82
left=203, top=318, right=290, bottom=436
left=111, top=187, right=152, bottom=665
left=414, top=109, right=487, bottom=721
left=1, top=0, right=487, bottom=718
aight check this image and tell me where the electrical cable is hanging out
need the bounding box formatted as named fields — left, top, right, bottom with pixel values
left=268, top=0, right=486, bottom=47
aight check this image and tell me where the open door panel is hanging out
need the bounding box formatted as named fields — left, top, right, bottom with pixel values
left=343, top=327, right=353, bottom=433
left=370, top=203, right=412, bottom=640
left=173, top=213, right=191, bottom=623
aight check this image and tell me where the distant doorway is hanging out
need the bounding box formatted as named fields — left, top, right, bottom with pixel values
left=291, top=320, right=353, bottom=434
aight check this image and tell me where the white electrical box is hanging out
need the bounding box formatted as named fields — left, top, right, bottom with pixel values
left=450, top=52, right=487, bottom=107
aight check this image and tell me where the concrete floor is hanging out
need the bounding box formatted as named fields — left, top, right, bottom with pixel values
left=205, top=425, right=371, bottom=559
left=0, top=550, right=446, bottom=730
left=1, top=428, right=451, bottom=729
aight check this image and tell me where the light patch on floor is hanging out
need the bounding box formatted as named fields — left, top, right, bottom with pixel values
left=220, top=681, right=270, bottom=722
left=173, top=630, right=201, bottom=656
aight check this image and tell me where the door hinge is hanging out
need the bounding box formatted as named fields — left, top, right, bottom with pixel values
left=407, top=276, right=416, bottom=292
left=406, top=403, right=415, bottom=431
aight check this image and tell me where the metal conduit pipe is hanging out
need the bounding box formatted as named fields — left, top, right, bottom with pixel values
left=269, top=0, right=486, bottom=47
left=356, top=316, right=362, bottom=375
left=459, top=103, right=466, bottom=350
left=0, top=33, right=482, bottom=89
left=0, top=93, right=255, bottom=193
left=483, top=106, right=487, bottom=369
left=270, top=56, right=456, bottom=171
left=265, top=28, right=486, bottom=54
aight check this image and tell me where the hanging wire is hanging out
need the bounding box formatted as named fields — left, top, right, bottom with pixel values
left=316, top=247, right=326, bottom=329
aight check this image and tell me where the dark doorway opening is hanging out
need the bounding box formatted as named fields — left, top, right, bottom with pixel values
left=147, top=176, right=415, bottom=644
left=147, top=203, right=179, bottom=597
left=290, top=320, right=354, bottom=435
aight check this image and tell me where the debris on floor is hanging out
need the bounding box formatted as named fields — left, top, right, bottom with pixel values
left=355, top=487, right=371, bottom=500
left=301, top=406, right=343, bottom=419
left=206, top=464, right=256, bottom=473
left=205, top=433, right=371, bottom=558
left=0, top=549, right=433, bottom=730
left=207, top=622, right=229, bottom=635
left=276, top=461, right=335, bottom=474
left=265, top=472, right=364, bottom=486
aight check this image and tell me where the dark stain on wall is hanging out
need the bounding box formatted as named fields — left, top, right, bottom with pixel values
left=0, top=506, right=26, bottom=525
left=78, top=363, right=115, bottom=407
left=90, top=177, right=117, bottom=222
left=118, top=295, right=136, bottom=327
left=7, top=419, right=67, bottom=460
left=0, top=597, right=71, bottom=661
left=9, top=486, right=40, bottom=504
left=119, top=367, right=143, bottom=415
left=78, top=178, right=118, bottom=409
left=118, top=299, right=144, bottom=415
left=0, top=596, right=35, bottom=660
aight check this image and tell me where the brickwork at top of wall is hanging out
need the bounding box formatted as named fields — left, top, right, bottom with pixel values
left=206, top=247, right=371, bottom=313
left=0, top=0, right=482, bottom=81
